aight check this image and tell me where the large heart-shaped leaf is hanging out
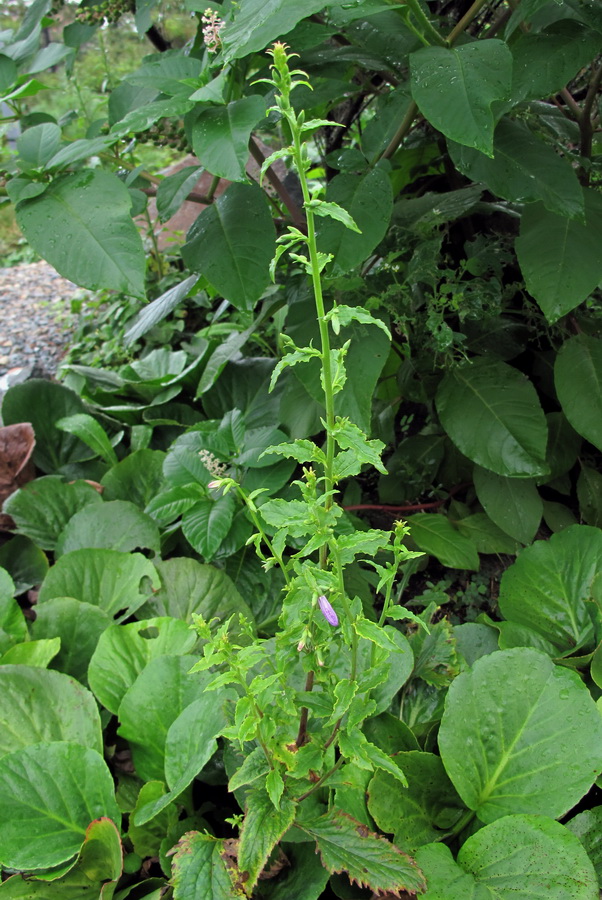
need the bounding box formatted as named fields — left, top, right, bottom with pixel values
left=31, top=598, right=111, bottom=684
left=88, top=616, right=197, bottom=714
left=416, top=815, right=598, bottom=899
left=16, top=169, right=145, bottom=296
left=3, top=477, right=102, bottom=550
left=182, top=183, right=275, bottom=311
left=497, top=525, right=602, bottom=655
left=438, top=648, right=602, bottom=823
left=516, top=189, right=602, bottom=322
left=436, top=358, right=548, bottom=477
left=0, top=742, right=121, bottom=870
left=0, top=665, right=102, bottom=759
left=410, top=41, right=512, bottom=155
left=55, top=500, right=161, bottom=556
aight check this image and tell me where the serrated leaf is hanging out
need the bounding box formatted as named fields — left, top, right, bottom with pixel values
left=238, top=788, right=296, bottom=892
left=326, top=305, right=390, bottom=339
left=309, top=199, right=361, bottom=232
left=331, top=418, right=386, bottom=473
left=171, top=831, right=245, bottom=899
left=298, top=809, right=425, bottom=896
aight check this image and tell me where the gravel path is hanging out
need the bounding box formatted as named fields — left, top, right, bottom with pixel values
left=0, top=261, right=88, bottom=385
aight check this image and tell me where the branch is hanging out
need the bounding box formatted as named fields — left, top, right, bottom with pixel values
left=248, top=137, right=306, bottom=231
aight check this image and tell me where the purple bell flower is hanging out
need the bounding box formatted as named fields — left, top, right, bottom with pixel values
left=318, top=595, right=338, bottom=627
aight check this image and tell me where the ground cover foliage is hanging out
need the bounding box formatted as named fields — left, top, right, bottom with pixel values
left=1, top=0, right=602, bottom=897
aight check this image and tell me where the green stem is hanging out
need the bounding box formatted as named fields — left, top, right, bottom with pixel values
left=143, top=207, right=163, bottom=280
left=405, top=0, right=447, bottom=47
left=295, top=755, right=345, bottom=803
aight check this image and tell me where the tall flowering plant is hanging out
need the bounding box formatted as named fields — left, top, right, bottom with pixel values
left=186, top=45, right=427, bottom=897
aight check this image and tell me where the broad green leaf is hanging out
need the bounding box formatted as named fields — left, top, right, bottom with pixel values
left=16, top=170, right=145, bottom=297
left=511, top=20, right=602, bottom=102
left=55, top=500, right=161, bottom=556
left=140, top=557, right=254, bottom=625
left=453, top=623, right=499, bottom=666
left=124, top=276, right=198, bottom=345
left=0, top=665, right=102, bottom=758
left=16, top=122, right=60, bottom=167
left=171, top=832, right=244, bottom=899
left=406, top=513, right=479, bottom=570
left=0, top=535, right=48, bottom=595
left=31, top=598, right=111, bottom=684
left=0, top=568, right=27, bottom=655
left=416, top=815, right=598, bottom=899
left=133, top=693, right=228, bottom=826
left=516, top=190, right=602, bottom=322
left=3, top=477, right=102, bottom=550
left=316, top=168, right=393, bottom=274
left=566, top=806, right=602, bottom=885
left=448, top=118, right=584, bottom=218
left=88, top=616, right=196, bottom=714
left=56, top=413, right=118, bottom=466
left=498, top=525, right=602, bottom=655
left=238, top=788, right=296, bottom=892
left=436, top=358, right=548, bottom=477
left=544, top=411, right=582, bottom=482
left=182, top=494, right=236, bottom=561
left=118, top=656, right=212, bottom=782
left=156, top=167, right=202, bottom=223
left=182, top=183, right=275, bottom=311
left=221, top=0, right=334, bottom=61
left=473, top=467, right=541, bottom=544
left=368, top=752, right=465, bottom=851
left=555, top=334, right=602, bottom=452
left=578, top=466, right=602, bottom=527
left=298, top=809, right=426, bottom=895
left=38, top=548, right=160, bottom=621
left=129, top=782, right=177, bottom=859
left=454, top=513, right=520, bottom=555
left=0, top=637, right=60, bottom=667
left=101, top=450, right=166, bottom=508
left=0, top=742, right=120, bottom=870
left=191, top=96, right=265, bottom=182
left=410, top=41, right=512, bottom=156
left=1, top=380, right=89, bottom=473
left=438, top=648, right=602, bottom=822
left=257, top=843, right=330, bottom=900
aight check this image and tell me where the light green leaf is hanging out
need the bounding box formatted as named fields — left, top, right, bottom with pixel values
left=16, top=122, right=61, bottom=167
left=171, top=832, right=244, bottom=899
left=298, top=809, right=425, bottom=895
left=407, top=513, right=479, bottom=570
left=182, top=183, right=275, bottom=311
left=555, top=334, right=602, bottom=452
left=0, top=742, right=121, bottom=870
left=410, top=41, right=512, bottom=156
left=0, top=665, right=102, bottom=759
left=238, top=788, right=296, bottom=892
left=566, top=806, right=602, bottom=886
left=101, top=450, right=167, bottom=508
left=309, top=199, right=361, bottom=232
left=88, top=616, right=196, bottom=714
left=0, top=637, right=60, bottom=668
left=16, top=170, right=145, bottom=297
left=38, top=548, right=160, bottom=621
left=473, top=467, right=542, bottom=544
left=55, top=500, right=161, bottom=556
left=228, top=747, right=270, bottom=793
left=331, top=418, right=386, bottom=473
left=438, top=648, right=602, bottom=822
left=3, top=477, right=102, bottom=550
left=436, top=358, right=548, bottom=477
left=497, top=525, right=602, bottom=655
left=316, top=168, right=393, bottom=273
left=191, top=96, right=265, bottom=182
left=448, top=118, right=584, bottom=218
left=325, top=305, right=390, bottom=339
left=118, top=656, right=212, bottom=782
left=516, top=190, right=602, bottom=322
left=31, top=598, right=111, bottom=684
left=416, top=815, right=598, bottom=899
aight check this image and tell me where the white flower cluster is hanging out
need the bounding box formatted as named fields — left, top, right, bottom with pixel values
left=198, top=448, right=227, bottom=478
left=201, top=8, right=224, bottom=53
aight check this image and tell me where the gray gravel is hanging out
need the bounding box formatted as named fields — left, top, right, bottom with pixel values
left=0, top=260, right=88, bottom=382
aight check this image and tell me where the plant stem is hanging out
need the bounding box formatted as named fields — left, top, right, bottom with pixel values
left=405, top=0, right=448, bottom=47
left=446, top=0, right=490, bottom=44
left=295, top=755, right=344, bottom=802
